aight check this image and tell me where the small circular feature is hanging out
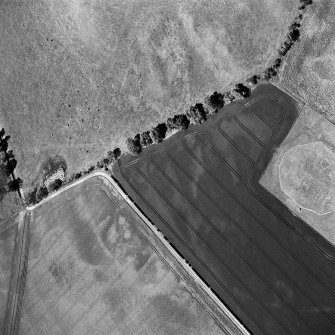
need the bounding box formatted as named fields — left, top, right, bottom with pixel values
left=279, top=142, right=335, bottom=215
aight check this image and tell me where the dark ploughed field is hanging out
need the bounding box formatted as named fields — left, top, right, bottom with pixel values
left=114, top=84, right=335, bottom=335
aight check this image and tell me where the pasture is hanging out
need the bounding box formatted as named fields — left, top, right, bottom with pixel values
left=0, top=0, right=297, bottom=190
left=17, top=175, right=237, bottom=335
left=278, top=0, right=335, bottom=122
left=114, top=84, right=335, bottom=334
left=261, top=105, right=335, bottom=245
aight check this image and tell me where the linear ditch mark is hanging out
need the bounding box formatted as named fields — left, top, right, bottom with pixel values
left=149, top=159, right=321, bottom=332
left=128, top=165, right=293, bottom=334
left=165, top=148, right=335, bottom=328
left=4, top=212, right=30, bottom=335
left=119, top=166, right=266, bottom=335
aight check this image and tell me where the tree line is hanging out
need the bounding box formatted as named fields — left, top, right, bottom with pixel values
left=262, top=0, right=312, bottom=80
left=125, top=82, right=251, bottom=155
left=125, top=0, right=313, bottom=156
left=24, top=0, right=313, bottom=204
left=0, top=128, right=22, bottom=199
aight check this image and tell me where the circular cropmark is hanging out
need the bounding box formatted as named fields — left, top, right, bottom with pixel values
left=279, top=141, right=335, bottom=215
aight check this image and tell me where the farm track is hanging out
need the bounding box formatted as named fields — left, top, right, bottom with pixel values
left=115, top=84, right=335, bottom=334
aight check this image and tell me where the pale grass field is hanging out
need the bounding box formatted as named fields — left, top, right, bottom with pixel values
left=18, top=176, right=233, bottom=335
left=0, top=0, right=297, bottom=190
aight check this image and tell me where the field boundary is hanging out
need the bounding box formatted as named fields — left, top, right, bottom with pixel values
left=4, top=212, right=30, bottom=335
left=26, top=171, right=250, bottom=335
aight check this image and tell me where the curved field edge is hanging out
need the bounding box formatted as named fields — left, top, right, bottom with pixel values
left=19, top=172, right=249, bottom=335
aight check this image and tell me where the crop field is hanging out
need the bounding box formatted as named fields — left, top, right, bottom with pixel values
left=0, top=213, right=21, bottom=334
left=17, top=175, right=238, bottom=335
left=114, top=84, right=335, bottom=335
left=261, top=105, right=335, bottom=246
left=0, top=0, right=297, bottom=190
left=278, top=0, right=335, bottom=122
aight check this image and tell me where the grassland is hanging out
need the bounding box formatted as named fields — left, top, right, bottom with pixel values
left=0, top=0, right=297, bottom=191
left=260, top=105, right=335, bottom=246
left=278, top=0, right=335, bottom=120
left=114, top=84, right=335, bottom=335
left=16, top=174, right=241, bottom=335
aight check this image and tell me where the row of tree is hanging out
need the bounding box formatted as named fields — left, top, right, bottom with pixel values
left=24, top=1, right=312, bottom=203
left=25, top=178, right=63, bottom=205
left=0, top=128, right=22, bottom=195
left=126, top=83, right=251, bottom=155
left=262, top=0, right=312, bottom=80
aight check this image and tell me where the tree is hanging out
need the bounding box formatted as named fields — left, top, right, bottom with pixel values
left=0, top=128, right=5, bottom=139
left=167, top=114, right=190, bottom=131
left=96, top=160, right=104, bottom=168
left=273, top=58, right=282, bottom=69
left=187, top=103, right=207, bottom=125
left=88, top=165, right=95, bottom=173
left=126, top=137, right=142, bottom=155
left=7, top=178, right=23, bottom=192
left=247, top=75, right=260, bottom=85
left=263, top=67, right=277, bottom=80
left=112, top=148, right=121, bottom=160
left=151, top=123, right=167, bottom=143
left=49, top=178, right=62, bottom=192
left=6, top=150, right=14, bottom=159
left=279, top=41, right=292, bottom=56
left=223, top=91, right=236, bottom=104
left=205, top=92, right=224, bottom=112
left=0, top=138, right=9, bottom=152
left=174, top=114, right=190, bottom=130
left=36, top=186, right=49, bottom=202
left=140, top=131, right=153, bottom=147
left=107, top=148, right=121, bottom=161
left=5, top=158, right=17, bottom=176
left=26, top=187, right=38, bottom=205
left=289, top=29, right=300, bottom=42
left=234, top=84, right=251, bottom=98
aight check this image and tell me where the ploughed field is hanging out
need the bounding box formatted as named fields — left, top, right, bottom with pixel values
left=18, top=175, right=233, bottom=335
left=114, top=84, right=335, bottom=335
